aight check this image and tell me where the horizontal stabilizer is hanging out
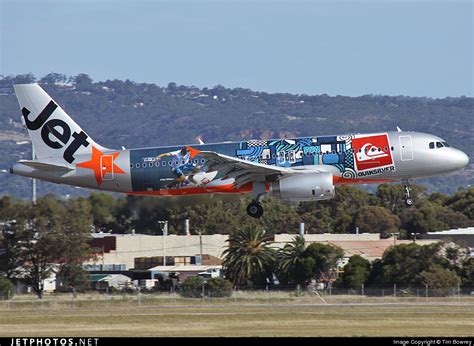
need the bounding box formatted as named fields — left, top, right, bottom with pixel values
left=18, top=160, right=74, bottom=172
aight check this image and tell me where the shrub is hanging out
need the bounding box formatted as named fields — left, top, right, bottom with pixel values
left=206, top=277, right=233, bottom=298
left=179, top=276, right=204, bottom=298
left=0, top=277, right=14, bottom=300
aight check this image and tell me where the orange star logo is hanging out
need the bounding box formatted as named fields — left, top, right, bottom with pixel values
left=186, top=146, right=201, bottom=159
left=76, top=146, right=126, bottom=187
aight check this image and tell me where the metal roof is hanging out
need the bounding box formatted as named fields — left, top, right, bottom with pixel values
left=148, top=265, right=222, bottom=272
left=426, top=227, right=474, bottom=235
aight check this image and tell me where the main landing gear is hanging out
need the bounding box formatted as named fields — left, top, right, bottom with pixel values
left=403, top=180, right=414, bottom=206
left=246, top=181, right=266, bottom=218
left=247, top=202, right=264, bottom=218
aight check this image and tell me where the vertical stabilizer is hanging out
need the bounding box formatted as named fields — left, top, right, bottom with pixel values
left=13, top=84, right=108, bottom=164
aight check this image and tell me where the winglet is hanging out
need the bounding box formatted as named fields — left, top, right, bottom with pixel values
left=186, top=146, right=201, bottom=159
left=396, top=126, right=402, bottom=132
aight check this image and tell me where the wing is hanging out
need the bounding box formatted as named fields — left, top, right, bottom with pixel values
left=198, top=151, right=304, bottom=189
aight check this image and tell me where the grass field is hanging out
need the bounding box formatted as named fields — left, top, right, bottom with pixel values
left=0, top=294, right=473, bottom=337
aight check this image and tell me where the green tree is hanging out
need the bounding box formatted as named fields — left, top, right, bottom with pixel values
left=353, top=205, right=401, bottom=238
left=57, top=264, right=89, bottom=297
left=420, top=265, right=460, bottom=295
left=304, top=243, right=344, bottom=281
left=444, top=187, right=474, bottom=220
left=277, top=236, right=314, bottom=286
left=88, top=192, right=117, bottom=232
left=222, top=225, right=276, bottom=288
left=458, top=258, right=474, bottom=287
left=336, top=255, right=371, bottom=289
left=3, top=196, right=94, bottom=299
left=400, top=202, right=471, bottom=234
left=369, top=243, right=449, bottom=286
left=39, top=73, right=67, bottom=85
left=377, top=184, right=427, bottom=214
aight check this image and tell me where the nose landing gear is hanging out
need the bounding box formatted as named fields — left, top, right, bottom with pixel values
left=403, top=180, right=414, bottom=206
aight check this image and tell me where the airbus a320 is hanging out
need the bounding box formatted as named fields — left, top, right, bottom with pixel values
left=10, top=84, right=469, bottom=218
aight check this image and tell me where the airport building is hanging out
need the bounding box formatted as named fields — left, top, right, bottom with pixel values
left=86, top=231, right=437, bottom=270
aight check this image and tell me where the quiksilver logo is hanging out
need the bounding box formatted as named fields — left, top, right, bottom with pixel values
left=22, top=101, right=89, bottom=163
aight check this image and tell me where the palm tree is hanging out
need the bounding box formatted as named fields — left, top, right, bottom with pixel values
left=277, top=235, right=314, bottom=286
left=222, top=225, right=275, bottom=288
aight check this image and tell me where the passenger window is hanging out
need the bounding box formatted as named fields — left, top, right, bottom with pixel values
left=142, top=163, right=146, bottom=168
left=149, top=162, right=153, bottom=167
left=136, top=163, right=140, bottom=168
left=436, top=142, right=444, bottom=148
left=429, top=142, right=435, bottom=149
left=391, top=146, right=394, bottom=151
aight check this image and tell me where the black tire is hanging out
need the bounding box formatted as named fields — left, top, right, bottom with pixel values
left=405, top=198, right=414, bottom=206
left=247, top=203, right=264, bottom=218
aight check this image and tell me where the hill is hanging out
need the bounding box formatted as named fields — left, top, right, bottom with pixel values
left=0, top=73, right=472, bottom=198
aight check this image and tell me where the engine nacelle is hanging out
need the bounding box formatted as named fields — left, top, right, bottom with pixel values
left=269, top=172, right=335, bottom=202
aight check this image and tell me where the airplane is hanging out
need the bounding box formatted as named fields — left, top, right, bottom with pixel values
left=10, top=84, right=470, bottom=218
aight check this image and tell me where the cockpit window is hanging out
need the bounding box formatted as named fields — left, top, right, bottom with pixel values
left=429, top=142, right=435, bottom=149
left=436, top=142, right=444, bottom=148
left=442, top=142, right=451, bottom=147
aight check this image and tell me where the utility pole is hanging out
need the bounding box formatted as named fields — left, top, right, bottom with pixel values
left=199, top=230, right=203, bottom=265
left=411, top=232, right=420, bottom=244
left=31, top=142, right=36, bottom=205
left=158, top=221, right=168, bottom=266
left=389, top=232, right=399, bottom=246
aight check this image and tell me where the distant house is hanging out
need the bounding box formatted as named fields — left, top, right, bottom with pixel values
left=88, top=274, right=131, bottom=291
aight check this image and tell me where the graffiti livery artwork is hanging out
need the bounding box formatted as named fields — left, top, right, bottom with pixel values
left=234, top=133, right=395, bottom=180
left=134, top=133, right=396, bottom=192
left=235, top=135, right=359, bottom=179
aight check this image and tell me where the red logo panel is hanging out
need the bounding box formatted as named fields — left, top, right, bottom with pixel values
left=352, top=134, right=393, bottom=171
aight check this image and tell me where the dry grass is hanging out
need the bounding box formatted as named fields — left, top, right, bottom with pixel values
left=0, top=294, right=473, bottom=336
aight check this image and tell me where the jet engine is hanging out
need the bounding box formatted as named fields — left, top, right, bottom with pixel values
left=269, top=172, right=335, bottom=202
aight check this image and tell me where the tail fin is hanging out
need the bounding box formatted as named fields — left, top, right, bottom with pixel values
left=13, top=84, right=108, bottom=164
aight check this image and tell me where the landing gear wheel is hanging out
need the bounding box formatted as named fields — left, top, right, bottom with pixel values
left=247, top=202, right=264, bottom=218
left=405, top=198, right=414, bottom=206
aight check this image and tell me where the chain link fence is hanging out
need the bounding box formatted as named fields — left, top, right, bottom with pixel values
left=1, top=286, right=473, bottom=308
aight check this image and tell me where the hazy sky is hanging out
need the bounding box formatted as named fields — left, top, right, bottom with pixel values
left=1, top=0, right=472, bottom=97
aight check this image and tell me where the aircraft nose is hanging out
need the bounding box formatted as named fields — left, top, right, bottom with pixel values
left=457, top=150, right=469, bottom=168
left=450, top=149, right=469, bottom=169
